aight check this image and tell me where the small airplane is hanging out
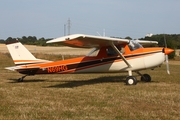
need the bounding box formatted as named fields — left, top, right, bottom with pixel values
left=5, top=34, right=174, bottom=85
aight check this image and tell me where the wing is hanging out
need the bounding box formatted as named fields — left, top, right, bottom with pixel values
left=47, top=34, right=158, bottom=48
left=46, top=34, right=130, bottom=48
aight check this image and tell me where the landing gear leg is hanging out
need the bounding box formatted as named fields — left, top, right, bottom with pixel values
left=126, top=70, right=137, bottom=85
left=136, top=72, right=151, bottom=82
left=18, top=75, right=27, bottom=82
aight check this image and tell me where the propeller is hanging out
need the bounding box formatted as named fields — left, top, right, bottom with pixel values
left=163, top=46, right=174, bottom=74
left=165, top=53, right=170, bottom=74
left=163, top=34, right=170, bottom=74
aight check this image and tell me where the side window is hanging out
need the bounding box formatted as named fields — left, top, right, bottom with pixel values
left=106, top=46, right=123, bottom=56
left=107, top=47, right=117, bottom=56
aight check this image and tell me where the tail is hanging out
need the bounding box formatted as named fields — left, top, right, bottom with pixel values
left=6, top=40, right=49, bottom=65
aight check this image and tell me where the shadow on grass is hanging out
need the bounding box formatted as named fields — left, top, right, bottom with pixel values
left=8, top=78, right=46, bottom=83
left=47, top=76, right=127, bottom=88
left=7, top=75, right=159, bottom=87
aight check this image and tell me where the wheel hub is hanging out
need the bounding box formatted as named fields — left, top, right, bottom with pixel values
left=128, top=79, right=134, bottom=84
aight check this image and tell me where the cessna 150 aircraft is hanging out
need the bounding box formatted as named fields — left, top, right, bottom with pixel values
left=5, top=34, right=174, bottom=85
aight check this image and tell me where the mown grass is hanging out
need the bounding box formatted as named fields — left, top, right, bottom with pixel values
left=0, top=52, right=180, bottom=120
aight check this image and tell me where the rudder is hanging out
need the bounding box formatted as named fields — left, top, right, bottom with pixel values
left=6, top=40, right=47, bottom=65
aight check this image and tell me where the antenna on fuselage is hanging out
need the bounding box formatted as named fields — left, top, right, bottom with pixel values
left=103, top=29, right=105, bottom=37
left=96, top=32, right=101, bottom=36
left=96, top=29, right=106, bottom=37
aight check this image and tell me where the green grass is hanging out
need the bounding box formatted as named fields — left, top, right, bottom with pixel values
left=0, top=52, right=180, bottom=120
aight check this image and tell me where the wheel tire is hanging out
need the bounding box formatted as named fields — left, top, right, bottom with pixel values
left=126, top=76, right=137, bottom=85
left=141, top=74, right=151, bottom=82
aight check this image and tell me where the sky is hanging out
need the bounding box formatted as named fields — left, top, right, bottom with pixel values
left=0, top=0, right=180, bottom=40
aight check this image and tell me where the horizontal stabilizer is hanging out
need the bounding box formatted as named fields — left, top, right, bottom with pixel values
left=5, top=66, right=40, bottom=71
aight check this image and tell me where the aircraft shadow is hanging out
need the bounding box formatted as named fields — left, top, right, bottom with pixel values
left=7, top=76, right=158, bottom=87
left=47, top=76, right=127, bottom=88
left=8, top=78, right=46, bottom=83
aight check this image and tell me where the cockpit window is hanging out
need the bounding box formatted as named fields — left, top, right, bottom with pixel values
left=107, top=46, right=123, bottom=56
left=107, top=47, right=117, bottom=56
left=128, top=40, right=143, bottom=51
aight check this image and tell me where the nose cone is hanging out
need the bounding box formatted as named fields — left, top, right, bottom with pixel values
left=163, top=48, right=174, bottom=55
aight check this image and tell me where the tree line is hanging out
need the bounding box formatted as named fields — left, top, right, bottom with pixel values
left=140, top=34, right=180, bottom=48
left=0, top=34, right=179, bottom=58
left=0, top=36, right=56, bottom=46
left=0, top=34, right=180, bottom=48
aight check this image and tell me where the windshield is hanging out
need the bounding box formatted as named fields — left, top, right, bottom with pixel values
left=128, top=40, right=143, bottom=51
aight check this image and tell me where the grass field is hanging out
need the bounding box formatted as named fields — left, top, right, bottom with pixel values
left=0, top=44, right=92, bottom=55
left=0, top=52, right=180, bottom=120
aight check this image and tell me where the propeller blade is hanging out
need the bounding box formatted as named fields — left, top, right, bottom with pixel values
left=165, top=55, right=170, bottom=74
left=163, top=34, right=171, bottom=74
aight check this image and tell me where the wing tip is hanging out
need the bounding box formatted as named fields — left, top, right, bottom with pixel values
left=46, top=34, right=84, bottom=44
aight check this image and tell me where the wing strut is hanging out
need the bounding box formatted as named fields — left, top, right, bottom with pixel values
left=110, top=42, right=132, bottom=68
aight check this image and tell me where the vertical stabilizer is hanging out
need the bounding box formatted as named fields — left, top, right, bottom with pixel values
left=6, top=40, right=47, bottom=65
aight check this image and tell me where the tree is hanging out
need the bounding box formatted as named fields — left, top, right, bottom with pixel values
left=0, top=39, right=5, bottom=43
left=36, top=37, right=47, bottom=46
left=125, top=36, right=132, bottom=40
left=6, top=37, right=16, bottom=43
left=27, top=36, right=37, bottom=45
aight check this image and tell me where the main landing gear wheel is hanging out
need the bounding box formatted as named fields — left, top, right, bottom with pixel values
left=126, top=76, right=137, bottom=85
left=141, top=74, right=151, bottom=82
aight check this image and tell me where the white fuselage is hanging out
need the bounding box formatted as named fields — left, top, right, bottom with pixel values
left=75, top=52, right=165, bottom=73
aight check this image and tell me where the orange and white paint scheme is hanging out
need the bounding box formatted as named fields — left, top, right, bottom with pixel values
left=5, top=34, right=174, bottom=85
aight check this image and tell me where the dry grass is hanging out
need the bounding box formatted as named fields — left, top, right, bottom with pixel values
left=0, top=44, right=92, bottom=55
left=0, top=52, right=180, bottom=120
